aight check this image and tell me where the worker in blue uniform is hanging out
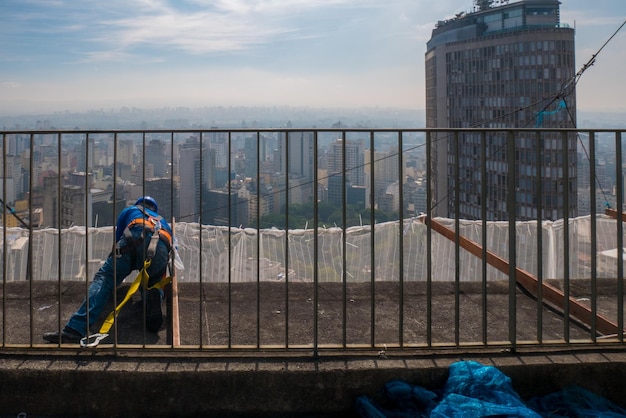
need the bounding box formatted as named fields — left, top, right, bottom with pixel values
left=44, top=196, right=173, bottom=343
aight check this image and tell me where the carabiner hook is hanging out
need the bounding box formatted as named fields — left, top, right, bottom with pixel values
left=80, top=333, right=109, bottom=348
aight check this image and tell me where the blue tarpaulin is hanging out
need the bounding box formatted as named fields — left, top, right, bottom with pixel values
left=355, top=360, right=626, bottom=418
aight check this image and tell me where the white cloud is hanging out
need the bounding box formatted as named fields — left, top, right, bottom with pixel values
left=72, top=0, right=377, bottom=59
left=99, top=11, right=292, bottom=55
left=1, top=0, right=625, bottom=114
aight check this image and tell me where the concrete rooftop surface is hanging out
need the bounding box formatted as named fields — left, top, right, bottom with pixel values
left=0, top=279, right=625, bottom=417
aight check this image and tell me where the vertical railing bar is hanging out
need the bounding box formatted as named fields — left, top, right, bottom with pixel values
left=169, top=132, right=175, bottom=221
left=481, top=130, right=488, bottom=346
left=199, top=131, right=204, bottom=347
left=454, top=131, right=460, bottom=346
left=341, top=130, right=349, bottom=348
left=507, top=130, right=517, bottom=350
left=56, top=134, right=63, bottom=346
left=228, top=131, right=233, bottom=349
left=142, top=132, right=152, bottom=344
left=341, top=130, right=346, bottom=348
left=78, top=133, right=90, bottom=346
left=141, top=131, right=148, bottom=345
left=589, top=131, right=597, bottom=340
left=398, top=131, right=405, bottom=348
left=284, top=130, right=290, bottom=349
left=1, top=133, right=5, bottom=346
left=1, top=133, right=6, bottom=347
left=535, top=130, right=544, bottom=343
left=562, top=130, right=570, bottom=343
left=369, top=130, right=376, bottom=349
left=256, top=131, right=261, bottom=349
left=112, top=133, right=119, bottom=348
left=313, top=130, right=319, bottom=357
left=426, top=131, right=433, bottom=347
left=615, top=131, right=624, bottom=342
left=83, top=133, right=90, bottom=347
left=169, top=131, right=175, bottom=349
left=27, top=134, right=34, bottom=345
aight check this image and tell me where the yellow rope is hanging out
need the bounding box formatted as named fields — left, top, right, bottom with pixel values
left=97, top=259, right=172, bottom=335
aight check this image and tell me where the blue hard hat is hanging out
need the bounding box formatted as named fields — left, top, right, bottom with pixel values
left=135, top=196, right=158, bottom=213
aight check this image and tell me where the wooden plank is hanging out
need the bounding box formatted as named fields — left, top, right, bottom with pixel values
left=422, top=216, right=622, bottom=337
left=605, top=208, right=626, bottom=222
left=171, top=218, right=181, bottom=347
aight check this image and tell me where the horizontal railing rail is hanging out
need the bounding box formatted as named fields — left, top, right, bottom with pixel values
left=1, top=128, right=625, bottom=355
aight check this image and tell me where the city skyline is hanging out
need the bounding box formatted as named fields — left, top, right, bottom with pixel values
left=1, top=0, right=625, bottom=116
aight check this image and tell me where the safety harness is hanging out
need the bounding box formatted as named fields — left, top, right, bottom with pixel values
left=80, top=205, right=173, bottom=348
left=115, top=205, right=173, bottom=259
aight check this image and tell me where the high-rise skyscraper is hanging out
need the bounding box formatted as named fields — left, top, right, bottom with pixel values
left=146, top=139, right=167, bottom=178
left=425, top=0, right=577, bottom=221
left=178, top=136, right=216, bottom=222
left=327, top=138, right=365, bottom=207
left=118, top=139, right=134, bottom=168
left=282, top=131, right=315, bottom=206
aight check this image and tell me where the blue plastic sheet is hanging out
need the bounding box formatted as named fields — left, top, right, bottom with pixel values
left=355, top=360, right=626, bottom=418
left=528, top=385, right=626, bottom=417
left=535, top=98, right=566, bottom=127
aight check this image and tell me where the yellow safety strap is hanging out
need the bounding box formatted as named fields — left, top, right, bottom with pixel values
left=98, top=259, right=152, bottom=335
left=97, top=260, right=173, bottom=335
left=147, top=275, right=172, bottom=291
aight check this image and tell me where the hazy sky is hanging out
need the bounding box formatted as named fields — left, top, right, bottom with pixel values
left=1, top=0, right=625, bottom=115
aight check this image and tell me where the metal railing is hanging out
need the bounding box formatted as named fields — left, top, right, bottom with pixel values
left=1, top=127, right=625, bottom=355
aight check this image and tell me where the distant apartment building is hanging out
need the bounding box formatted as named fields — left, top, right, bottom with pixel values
left=238, top=177, right=274, bottom=225
left=269, top=172, right=287, bottom=214
left=0, top=155, right=22, bottom=205
left=6, top=133, right=29, bottom=156
left=178, top=137, right=216, bottom=222
left=244, top=135, right=260, bottom=179
left=207, top=131, right=229, bottom=169
left=44, top=184, right=85, bottom=228
left=327, top=139, right=365, bottom=186
left=68, top=171, right=93, bottom=188
left=283, top=132, right=314, bottom=181
left=42, top=176, right=120, bottom=228
left=248, top=177, right=274, bottom=225
left=364, top=147, right=404, bottom=211
left=118, top=139, right=134, bottom=167
left=205, top=188, right=246, bottom=227
left=269, top=131, right=316, bottom=207
left=127, top=177, right=178, bottom=221
left=425, top=0, right=577, bottom=221
left=146, top=139, right=168, bottom=178
left=327, top=138, right=365, bottom=207
left=75, top=136, right=96, bottom=173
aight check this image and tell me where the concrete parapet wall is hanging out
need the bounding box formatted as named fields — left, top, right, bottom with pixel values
left=1, top=350, right=625, bottom=417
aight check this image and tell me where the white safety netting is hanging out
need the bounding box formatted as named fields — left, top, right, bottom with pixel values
left=0, top=215, right=623, bottom=283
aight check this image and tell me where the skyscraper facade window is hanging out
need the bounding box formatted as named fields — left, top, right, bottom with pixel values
left=425, top=0, right=577, bottom=221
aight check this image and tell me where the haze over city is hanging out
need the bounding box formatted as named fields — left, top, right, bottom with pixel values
left=1, top=0, right=625, bottom=119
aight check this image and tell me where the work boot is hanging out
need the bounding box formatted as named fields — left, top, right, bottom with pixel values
left=43, top=327, right=83, bottom=344
left=145, top=288, right=163, bottom=332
